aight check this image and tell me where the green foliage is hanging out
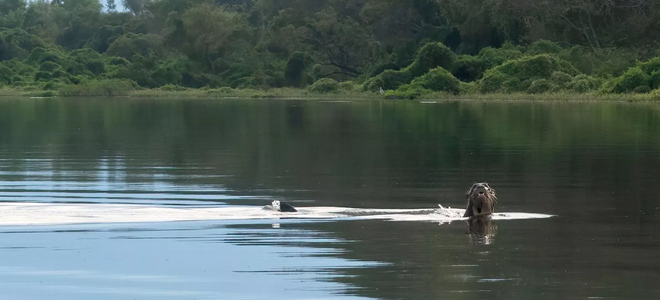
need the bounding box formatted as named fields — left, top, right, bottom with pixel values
left=550, top=71, right=573, bottom=89
left=284, top=51, right=312, bottom=87
left=384, top=84, right=431, bottom=100
left=158, top=84, right=188, bottom=91
left=632, top=85, right=651, bottom=94
left=609, top=67, right=650, bottom=93
left=409, top=67, right=460, bottom=94
left=309, top=78, right=340, bottom=93
left=407, top=42, right=456, bottom=78
left=0, top=0, right=658, bottom=96
left=451, top=55, right=484, bottom=82
left=59, top=79, right=137, bottom=96
left=38, top=61, right=59, bottom=72
left=339, top=81, right=358, bottom=92
left=34, top=71, right=52, bottom=81
left=529, top=40, right=562, bottom=55
left=477, top=45, right=523, bottom=70
left=527, top=79, right=556, bottom=94
left=106, top=33, right=162, bottom=60
left=0, top=28, right=46, bottom=61
left=567, top=75, right=602, bottom=93
left=639, top=57, right=660, bottom=75
left=478, top=54, right=579, bottom=93
left=367, top=62, right=399, bottom=78
left=0, top=63, right=11, bottom=84
left=650, top=71, right=660, bottom=89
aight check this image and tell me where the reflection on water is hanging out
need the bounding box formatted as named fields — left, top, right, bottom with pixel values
left=0, top=98, right=659, bottom=299
left=468, top=217, right=497, bottom=245
left=0, top=220, right=371, bottom=300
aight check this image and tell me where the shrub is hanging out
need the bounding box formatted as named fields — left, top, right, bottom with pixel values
left=367, top=62, right=399, bottom=77
left=638, top=57, right=660, bottom=75
left=609, top=67, right=649, bottom=93
left=451, top=55, right=484, bottom=82
left=478, top=54, right=578, bottom=93
left=633, top=85, right=651, bottom=94
left=339, top=81, right=358, bottom=91
left=527, top=79, right=556, bottom=94
left=364, top=42, right=456, bottom=91
left=529, top=40, right=562, bottom=55
left=379, top=69, right=411, bottom=90
left=108, top=57, right=130, bottom=66
left=309, top=78, right=340, bottom=93
left=477, top=45, right=523, bottom=70
left=39, top=61, right=60, bottom=72
left=550, top=71, right=572, bottom=87
left=650, top=71, right=660, bottom=89
left=409, top=67, right=460, bottom=94
left=27, top=47, right=47, bottom=64
left=384, top=84, right=431, bottom=100
left=158, top=84, right=188, bottom=91
left=34, top=71, right=53, bottom=81
left=407, top=42, right=456, bottom=77
left=0, top=64, right=10, bottom=84
left=85, top=60, right=106, bottom=76
left=567, top=75, right=602, bottom=93
left=284, top=51, right=312, bottom=87
left=59, top=79, right=138, bottom=96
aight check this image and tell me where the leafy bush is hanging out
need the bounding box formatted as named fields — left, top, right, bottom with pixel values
left=158, top=84, right=188, bottom=91
left=650, top=71, right=660, bottom=89
left=638, top=57, right=660, bottom=75
left=567, top=75, right=602, bottom=93
left=364, top=42, right=456, bottom=91
left=407, top=42, right=456, bottom=77
left=478, top=54, right=578, bottom=93
left=384, top=84, right=431, bottom=99
left=409, top=67, right=460, bottom=94
left=529, top=40, right=562, bottom=55
left=309, top=78, right=340, bottom=93
left=59, top=79, right=138, bottom=96
left=367, top=62, right=399, bottom=77
left=550, top=71, right=572, bottom=87
left=633, top=85, right=651, bottom=94
left=284, top=51, right=312, bottom=87
left=527, top=79, right=556, bottom=94
left=609, top=67, right=649, bottom=93
left=34, top=71, right=52, bottom=81
left=339, top=81, right=358, bottom=91
left=108, top=57, right=130, bottom=66
left=39, top=61, right=60, bottom=72
left=0, top=64, right=10, bottom=84
left=451, top=55, right=484, bottom=82
left=477, top=44, right=523, bottom=70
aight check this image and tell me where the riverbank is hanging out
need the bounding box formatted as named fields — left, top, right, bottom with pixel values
left=3, top=86, right=660, bottom=102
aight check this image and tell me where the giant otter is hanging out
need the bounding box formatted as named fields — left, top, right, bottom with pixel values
left=263, top=200, right=298, bottom=212
left=463, top=182, right=497, bottom=217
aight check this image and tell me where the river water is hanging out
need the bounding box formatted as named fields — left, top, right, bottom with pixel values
left=0, top=98, right=658, bottom=300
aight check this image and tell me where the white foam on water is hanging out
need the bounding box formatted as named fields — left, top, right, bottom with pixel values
left=0, top=203, right=553, bottom=226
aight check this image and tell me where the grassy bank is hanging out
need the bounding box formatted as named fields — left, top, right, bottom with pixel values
left=3, top=86, right=660, bottom=102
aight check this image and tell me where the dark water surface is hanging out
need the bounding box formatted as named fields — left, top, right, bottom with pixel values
left=0, top=97, right=659, bottom=299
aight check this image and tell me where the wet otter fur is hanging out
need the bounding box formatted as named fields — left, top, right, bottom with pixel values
left=464, top=182, right=497, bottom=217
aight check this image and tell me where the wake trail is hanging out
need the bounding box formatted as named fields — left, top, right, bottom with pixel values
left=0, top=203, right=552, bottom=226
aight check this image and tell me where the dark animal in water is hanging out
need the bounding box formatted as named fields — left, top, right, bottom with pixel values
left=463, top=182, right=497, bottom=217
left=269, top=200, right=297, bottom=212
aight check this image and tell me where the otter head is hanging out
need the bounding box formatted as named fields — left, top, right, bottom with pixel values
left=464, top=182, right=497, bottom=218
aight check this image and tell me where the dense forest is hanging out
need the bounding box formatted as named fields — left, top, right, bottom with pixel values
left=2, top=0, right=660, bottom=98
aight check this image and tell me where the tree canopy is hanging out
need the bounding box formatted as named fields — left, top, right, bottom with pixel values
left=1, top=0, right=660, bottom=96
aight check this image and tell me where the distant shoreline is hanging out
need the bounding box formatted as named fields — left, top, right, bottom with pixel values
left=2, top=87, right=659, bottom=102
